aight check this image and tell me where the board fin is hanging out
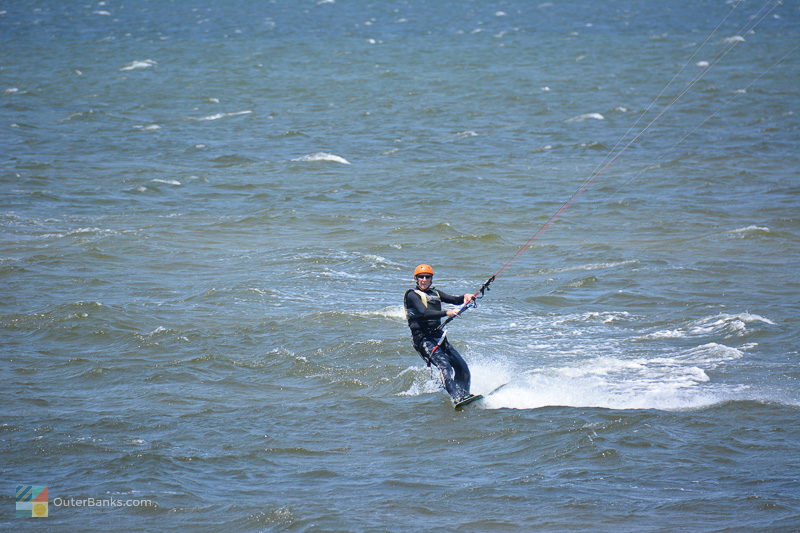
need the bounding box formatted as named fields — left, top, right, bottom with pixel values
left=454, top=394, right=483, bottom=409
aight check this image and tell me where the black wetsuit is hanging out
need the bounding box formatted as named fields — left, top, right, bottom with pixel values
left=404, top=287, right=471, bottom=402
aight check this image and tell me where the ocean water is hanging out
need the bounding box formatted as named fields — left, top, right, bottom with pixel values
left=2, top=0, right=799, bottom=530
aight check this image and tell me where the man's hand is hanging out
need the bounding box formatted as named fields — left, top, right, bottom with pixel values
left=446, top=294, right=475, bottom=317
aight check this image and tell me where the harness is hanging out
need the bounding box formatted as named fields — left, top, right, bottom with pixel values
left=403, top=288, right=440, bottom=320
left=404, top=288, right=442, bottom=367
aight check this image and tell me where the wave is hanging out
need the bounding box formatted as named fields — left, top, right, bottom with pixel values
left=317, top=269, right=358, bottom=279
left=120, top=59, right=156, bottom=71
left=62, top=109, right=103, bottom=122
left=391, top=328, right=775, bottom=411
left=556, top=311, right=632, bottom=325
left=1, top=301, right=105, bottom=331
left=671, top=342, right=745, bottom=365
left=728, top=225, right=770, bottom=238
left=640, top=312, right=775, bottom=341
left=151, top=178, right=181, bottom=186
left=479, top=375, right=725, bottom=411
left=208, top=154, right=259, bottom=166
left=291, top=152, right=351, bottom=165
left=445, top=233, right=502, bottom=243
left=688, top=313, right=774, bottom=337
left=357, top=306, right=406, bottom=321
left=566, top=112, right=604, bottom=123
left=36, top=227, right=128, bottom=240
left=723, top=35, right=745, bottom=44
left=470, top=341, right=750, bottom=411
left=397, top=366, right=446, bottom=397
left=298, top=305, right=406, bottom=325
left=539, top=259, right=638, bottom=275
left=196, top=110, right=252, bottom=121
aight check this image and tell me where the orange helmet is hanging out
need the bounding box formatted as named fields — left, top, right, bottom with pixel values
left=413, top=264, right=435, bottom=277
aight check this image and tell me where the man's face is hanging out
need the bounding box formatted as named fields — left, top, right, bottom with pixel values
left=415, top=273, right=432, bottom=290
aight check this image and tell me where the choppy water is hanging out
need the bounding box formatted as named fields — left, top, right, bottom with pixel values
left=3, top=0, right=800, bottom=530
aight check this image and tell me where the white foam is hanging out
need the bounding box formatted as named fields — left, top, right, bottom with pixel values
left=398, top=367, right=444, bottom=396
left=363, top=253, right=391, bottom=264
left=120, top=59, right=156, bottom=71
left=586, top=311, right=631, bottom=324
left=542, top=259, right=637, bottom=274
left=641, top=329, right=684, bottom=340
left=63, top=228, right=121, bottom=238
left=470, top=358, right=514, bottom=394
left=566, top=112, right=605, bottom=123
left=71, top=227, right=103, bottom=235
left=480, top=373, right=721, bottom=411
left=696, top=60, right=710, bottom=68
left=358, top=306, right=406, bottom=321
left=641, top=313, right=773, bottom=341
left=151, top=178, right=181, bottom=186
left=554, top=356, right=645, bottom=379
left=729, top=225, right=770, bottom=236
left=475, top=345, right=740, bottom=411
left=291, top=152, right=351, bottom=165
left=133, top=124, right=161, bottom=131
left=197, top=110, right=252, bottom=121
left=723, top=35, right=745, bottom=43
left=319, top=269, right=358, bottom=279
left=692, top=313, right=774, bottom=337
left=676, top=342, right=744, bottom=365
left=552, top=311, right=632, bottom=327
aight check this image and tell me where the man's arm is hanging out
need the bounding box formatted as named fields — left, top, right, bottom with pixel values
left=437, top=290, right=465, bottom=306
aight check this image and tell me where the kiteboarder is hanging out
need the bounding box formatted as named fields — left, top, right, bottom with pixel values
left=403, top=264, right=476, bottom=405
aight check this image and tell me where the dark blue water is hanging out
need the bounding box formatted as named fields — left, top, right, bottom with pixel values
left=3, top=0, right=799, bottom=530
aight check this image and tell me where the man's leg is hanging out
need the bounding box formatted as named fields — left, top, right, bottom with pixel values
left=443, top=343, right=471, bottom=400
left=426, top=341, right=470, bottom=402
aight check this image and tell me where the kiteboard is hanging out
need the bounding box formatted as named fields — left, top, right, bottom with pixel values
left=485, top=382, right=510, bottom=397
left=454, top=394, right=483, bottom=409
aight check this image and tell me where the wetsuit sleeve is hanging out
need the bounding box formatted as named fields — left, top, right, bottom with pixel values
left=437, top=290, right=466, bottom=306
left=405, top=291, right=448, bottom=320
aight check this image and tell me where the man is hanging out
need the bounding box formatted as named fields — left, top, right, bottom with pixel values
left=403, top=264, right=475, bottom=404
